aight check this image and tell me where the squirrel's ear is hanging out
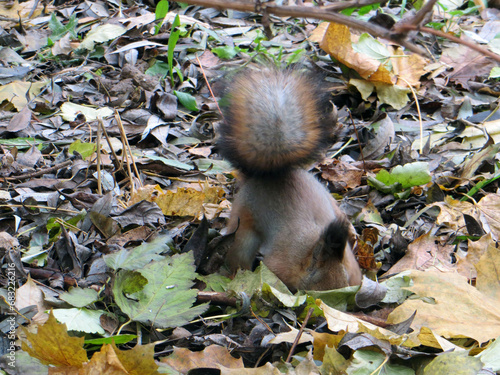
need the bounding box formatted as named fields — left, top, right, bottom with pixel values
left=321, top=219, right=351, bottom=260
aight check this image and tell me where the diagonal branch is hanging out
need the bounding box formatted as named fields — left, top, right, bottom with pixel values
left=170, top=0, right=500, bottom=64
left=171, top=0, right=429, bottom=56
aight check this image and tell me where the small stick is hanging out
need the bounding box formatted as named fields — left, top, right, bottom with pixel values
left=285, top=307, right=314, bottom=363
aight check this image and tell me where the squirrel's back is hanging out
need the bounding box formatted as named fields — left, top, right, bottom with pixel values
left=218, top=68, right=335, bottom=175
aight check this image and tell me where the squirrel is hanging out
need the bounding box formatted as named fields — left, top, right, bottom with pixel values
left=218, top=67, right=362, bottom=291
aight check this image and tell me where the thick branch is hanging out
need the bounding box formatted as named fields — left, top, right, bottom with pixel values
left=171, top=0, right=500, bottom=64
left=172, top=0, right=429, bottom=56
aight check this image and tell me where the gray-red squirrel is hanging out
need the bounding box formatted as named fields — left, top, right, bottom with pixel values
left=218, top=67, right=362, bottom=291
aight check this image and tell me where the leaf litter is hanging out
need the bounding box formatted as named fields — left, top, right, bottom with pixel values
left=0, top=0, right=499, bottom=374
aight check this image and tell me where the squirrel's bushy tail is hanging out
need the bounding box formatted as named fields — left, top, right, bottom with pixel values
left=218, top=68, right=335, bottom=175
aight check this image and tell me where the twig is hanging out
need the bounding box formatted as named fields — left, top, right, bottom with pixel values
left=3, top=159, right=73, bottom=181
left=392, top=24, right=500, bottom=63
left=114, top=111, right=142, bottom=195
left=195, top=55, right=223, bottom=117
left=285, top=307, right=314, bottom=363
left=398, top=76, right=424, bottom=154
left=196, top=291, right=238, bottom=306
left=398, top=0, right=438, bottom=28
left=347, top=109, right=366, bottom=174
left=96, top=118, right=103, bottom=195
left=25, top=267, right=78, bottom=287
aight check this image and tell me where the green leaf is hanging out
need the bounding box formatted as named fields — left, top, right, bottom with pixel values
left=168, top=15, right=181, bottom=85
left=194, top=158, right=233, bottom=174
left=51, top=308, right=105, bottom=334
left=155, top=0, right=169, bottom=20
left=381, top=273, right=413, bottom=304
left=197, top=274, right=232, bottom=293
left=146, top=61, right=170, bottom=77
left=49, top=14, right=78, bottom=40
left=84, top=335, right=137, bottom=346
left=143, top=154, right=194, bottom=171
left=0, top=137, right=44, bottom=149
left=307, top=286, right=359, bottom=311
left=80, top=24, right=127, bottom=51
left=375, top=162, right=431, bottom=190
left=424, top=351, right=482, bottom=374
left=228, top=263, right=290, bottom=297
left=348, top=349, right=415, bottom=374
left=476, top=336, right=500, bottom=371
left=212, top=46, right=241, bottom=59
left=353, top=33, right=391, bottom=63
left=104, top=235, right=172, bottom=271
left=174, top=90, right=198, bottom=111
left=60, top=287, right=99, bottom=308
left=490, top=66, right=500, bottom=79
left=113, top=252, right=208, bottom=328
left=375, top=83, right=410, bottom=110
left=68, top=139, right=96, bottom=159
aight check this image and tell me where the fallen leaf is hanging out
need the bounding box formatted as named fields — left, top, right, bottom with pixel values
left=387, top=270, right=500, bottom=344
left=161, top=345, right=244, bottom=372
left=21, top=312, right=87, bottom=367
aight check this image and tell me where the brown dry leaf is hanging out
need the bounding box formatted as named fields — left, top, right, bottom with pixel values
left=308, top=21, right=329, bottom=43
left=21, top=312, right=87, bottom=367
left=51, top=342, right=159, bottom=375
left=0, top=0, right=43, bottom=26
left=387, top=270, right=500, bottom=344
left=130, top=184, right=225, bottom=217
left=7, top=105, right=32, bottom=132
left=384, top=233, right=455, bottom=275
left=390, top=46, right=428, bottom=88
left=221, top=363, right=284, bottom=374
left=161, top=345, right=244, bottom=373
left=432, top=196, right=479, bottom=233
left=440, top=45, right=497, bottom=87
left=434, top=194, right=500, bottom=239
left=73, top=344, right=127, bottom=375
left=460, top=143, right=500, bottom=180
left=360, top=114, right=395, bottom=160
left=319, top=23, right=393, bottom=83
left=15, top=275, right=47, bottom=321
left=319, top=301, right=421, bottom=347
left=456, top=234, right=493, bottom=279
left=188, top=146, right=211, bottom=157
left=475, top=243, right=500, bottom=301
left=0, top=232, right=18, bottom=249
left=320, top=160, right=363, bottom=190
left=476, top=193, right=500, bottom=239
left=356, top=228, right=378, bottom=270
left=111, top=342, right=158, bottom=375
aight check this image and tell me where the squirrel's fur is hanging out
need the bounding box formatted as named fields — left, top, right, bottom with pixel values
left=219, top=67, right=362, bottom=291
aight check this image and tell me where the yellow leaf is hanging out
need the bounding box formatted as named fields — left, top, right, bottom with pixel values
left=387, top=270, right=500, bottom=344
left=320, top=23, right=393, bottom=84
left=390, top=46, right=428, bottom=88
left=51, top=342, right=159, bottom=375
left=130, top=184, right=225, bottom=218
left=21, top=312, right=87, bottom=367
left=476, top=243, right=500, bottom=301
left=0, top=81, right=46, bottom=111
